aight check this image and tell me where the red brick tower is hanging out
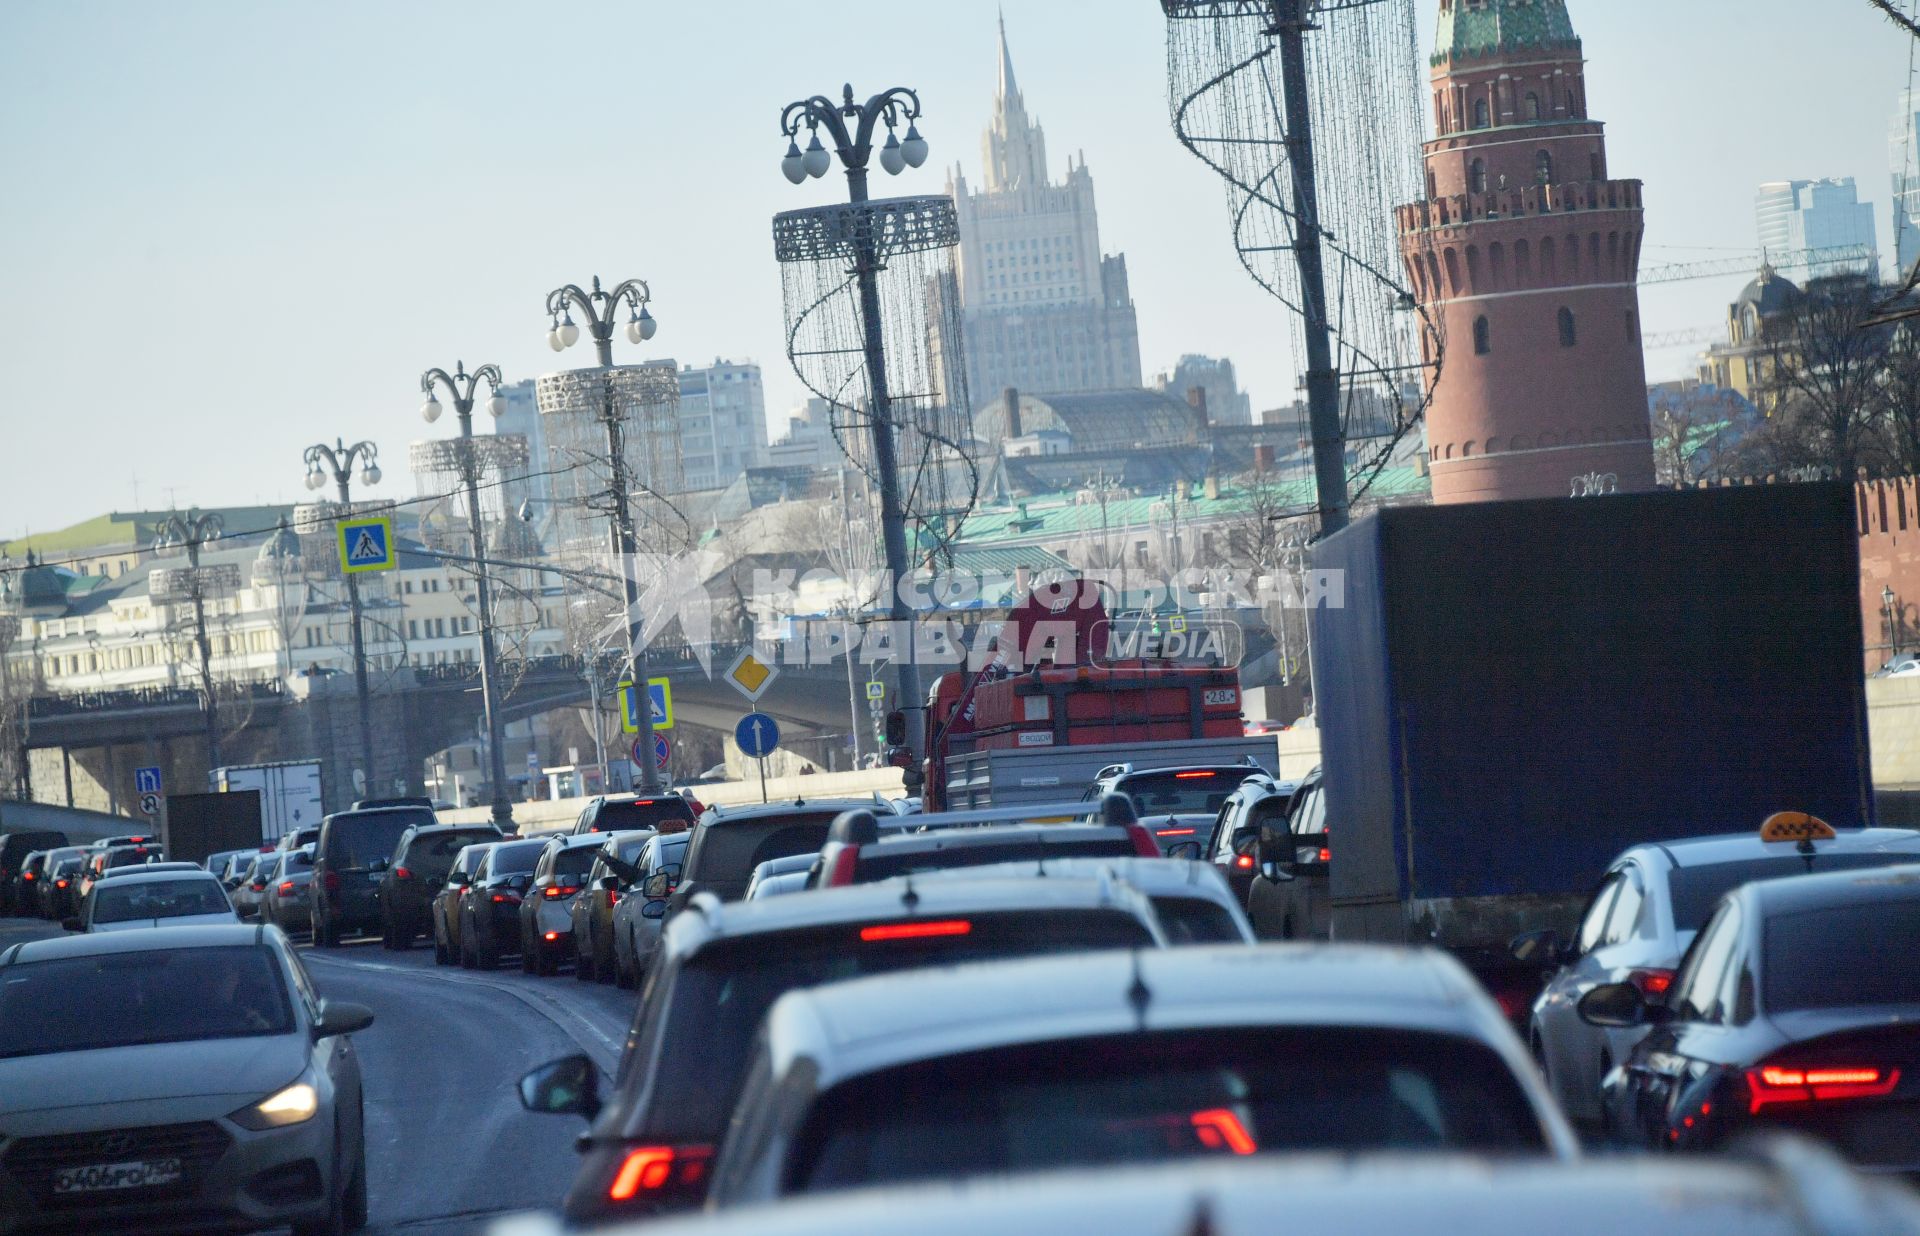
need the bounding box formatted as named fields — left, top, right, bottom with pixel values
left=1397, top=0, right=1655, bottom=503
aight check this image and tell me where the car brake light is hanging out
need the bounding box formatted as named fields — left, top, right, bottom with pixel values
left=1190, top=1109, right=1257, bottom=1155
left=278, top=881, right=294, bottom=895
left=1628, top=968, right=1675, bottom=998
left=251, top=882, right=266, bottom=892
left=1234, top=854, right=1254, bottom=870
left=1318, top=847, right=1331, bottom=862
left=1156, top=827, right=1197, bottom=837
left=492, top=892, right=521, bottom=904
left=55, top=879, right=68, bottom=889
left=860, top=919, right=972, bottom=942
left=1125, top=824, right=1162, bottom=858
left=606, top=889, right=619, bottom=908
left=544, top=885, right=579, bottom=899
left=606, top=1144, right=713, bottom=1202
left=544, top=930, right=559, bottom=941
left=394, top=867, right=413, bottom=881
left=825, top=847, right=859, bottom=887
left=322, top=870, right=342, bottom=894
left=1747, top=1065, right=1902, bottom=1112
left=1174, top=771, right=1218, bottom=780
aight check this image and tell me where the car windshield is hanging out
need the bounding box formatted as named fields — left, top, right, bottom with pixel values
left=1764, top=895, right=1920, bottom=1011
left=596, top=798, right=696, bottom=831
left=1119, top=772, right=1247, bottom=817
left=1668, top=853, right=1920, bottom=931
left=855, top=831, right=1135, bottom=883
left=628, top=911, right=1156, bottom=1140
left=0, top=945, right=293, bottom=1058
left=92, top=878, right=231, bottom=923
left=1149, top=896, right=1245, bottom=944
left=327, top=812, right=426, bottom=869
left=787, top=1027, right=1547, bottom=1195
left=489, top=840, right=546, bottom=876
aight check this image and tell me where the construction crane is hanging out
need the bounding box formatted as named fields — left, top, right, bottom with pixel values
left=1640, top=244, right=1877, bottom=286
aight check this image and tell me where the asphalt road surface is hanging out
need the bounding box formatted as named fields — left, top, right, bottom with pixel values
left=0, top=918, right=635, bottom=1235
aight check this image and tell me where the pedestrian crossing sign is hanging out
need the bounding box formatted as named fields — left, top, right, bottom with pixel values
left=338, top=517, right=396, bottom=574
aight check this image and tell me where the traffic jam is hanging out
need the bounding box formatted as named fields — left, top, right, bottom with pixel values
left=2, top=494, right=1920, bottom=1235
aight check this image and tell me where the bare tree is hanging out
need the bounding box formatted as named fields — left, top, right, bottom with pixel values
left=1766, top=276, right=1895, bottom=478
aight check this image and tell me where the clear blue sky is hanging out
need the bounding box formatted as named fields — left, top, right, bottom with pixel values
left=0, top=1, right=1909, bottom=535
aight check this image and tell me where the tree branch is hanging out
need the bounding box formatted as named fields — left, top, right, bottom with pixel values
left=1869, top=0, right=1920, bottom=38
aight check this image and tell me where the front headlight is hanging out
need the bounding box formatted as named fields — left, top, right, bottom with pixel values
left=230, top=1080, right=319, bottom=1130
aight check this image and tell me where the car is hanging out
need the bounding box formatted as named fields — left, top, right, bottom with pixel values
left=1523, top=813, right=1920, bottom=1129
left=219, top=850, right=267, bottom=890
left=702, top=943, right=1577, bottom=1208
left=517, top=833, right=610, bottom=976
left=1245, top=763, right=1331, bottom=940
left=311, top=804, right=436, bottom=947
left=231, top=856, right=273, bottom=922
left=911, top=856, right=1257, bottom=944
left=1206, top=774, right=1296, bottom=908
left=78, top=860, right=200, bottom=920
left=202, top=848, right=254, bottom=882
left=276, top=827, right=321, bottom=854
left=431, top=842, right=496, bottom=967
left=68, top=869, right=238, bottom=933
left=572, top=794, right=698, bottom=836
left=376, top=822, right=504, bottom=950
left=1082, top=761, right=1266, bottom=856
left=1587, top=861, right=1920, bottom=1173
left=260, top=848, right=317, bottom=937
left=0, top=829, right=69, bottom=914
left=808, top=798, right=1160, bottom=889
left=568, top=830, right=656, bottom=984
left=744, top=854, right=816, bottom=901
left=528, top=1144, right=1920, bottom=1236
left=518, top=875, right=1168, bottom=1224
left=0, top=924, right=373, bottom=1235
left=608, top=832, right=691, bottom=988
left=456, top=837, right=545, bottom=969
left=76, top=843, right=168, bottom=902
left=10, top=851, right=51, bottom=916
left=350, top=796, right=433, bottom=811
left=666, top=799, right=899, bottom=912
left=37, top=853, right=88, bottom=922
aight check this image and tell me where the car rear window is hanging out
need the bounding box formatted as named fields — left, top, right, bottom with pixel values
left=1149, top=896, right=1246, bottom=944
left=1668, top=853, right=1919, bottom=931
left=854, top=831, right=1135, bottom=883
left=403, top=829, right=500, bottom=873
left=595, top=798, right=697, bottom=832
left=92, top=878, right=231, bottom=924
left=627, top=910, right=1156, bottom=1141
left=555, top=846, right=600, bottom=882
left=1119, top=771, right=1247, bottom=817
left=325, top=812, right=428, bottom=869
left=0, top=945, right=293, bottom=1058
left=489, top=840, right=547, bottom=875
left=1764, top=895, right=1920, bottom=1012
left=684, top=812, right=844, bottom=894
left=787, top=1027, right=1547, bottom=1195
left=103, top=847, right=162, bottom=870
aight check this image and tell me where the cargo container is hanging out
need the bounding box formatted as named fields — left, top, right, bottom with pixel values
left=210, top=760, right=325, bottom=843
left=941, top=735, right=1280, bottom=811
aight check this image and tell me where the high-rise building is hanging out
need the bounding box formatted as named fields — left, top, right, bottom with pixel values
left=676, top=360, right=768, bottom=493
left=1395, top=0, right=1655, bottom=504
left=941, top=15, right=1143, bottom=412
left=1152, top=355, right=1253, bottom=427
left=1892, top=90, right=1920, bottom=276
left=1756, top=178, right=1878, bottom=271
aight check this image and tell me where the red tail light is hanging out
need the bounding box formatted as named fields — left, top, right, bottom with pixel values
left=251, top=882, right=266, bottom=892
left=544, top=930, right=559, bottom=941
left=1156, top=827, right=1197, bottom=837
left=860, top=919, right=972, bottom=942
left=492, top=891, right=522, bottom=904
left=394, top=867, right=413, bottom=881
left=55, top=879, right=68, bottom=890
left=1173, top=771, right=1219, bottom=780
left=21, top=872, right=33, bottom=882
left=1190, top=1108, right=1258, bottom=1155
left=1628, top=968, right=1675, bottom=998
left=278, top=881, right=294, bottom=895
left=824, top=847, right=859, bottom=887
left=322, top=870, right=342, bottom=894
left=1747, top=1065, right=1902, bottom=1112
left=543, top=885, right=579, bottom=900
left=1233, top=854, right=1254, bottom=870
left=606, top=1144, right=714, bottom=1202
left=1126, top=824, right=1162, bottom=858
left=605, top=889, right=619, bottom=909
left=1318, top=847, right=1331, bottom=862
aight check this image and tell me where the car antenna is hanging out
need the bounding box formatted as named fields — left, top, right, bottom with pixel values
left=1125, top=948, right=1152, bottom=1031
left=900, top=877, right=919, bottom=911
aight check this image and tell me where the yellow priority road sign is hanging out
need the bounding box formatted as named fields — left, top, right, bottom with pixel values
left=724, top=649, right=780, bottom=703
left=339, top=517, right=397, bottom=574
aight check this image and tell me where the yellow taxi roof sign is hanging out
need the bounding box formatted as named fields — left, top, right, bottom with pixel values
left=1759, top=811, right=1838, bottom=844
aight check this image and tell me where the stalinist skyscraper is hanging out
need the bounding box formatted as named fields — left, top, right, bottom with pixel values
left=941, top=14, right=1143, bottom=411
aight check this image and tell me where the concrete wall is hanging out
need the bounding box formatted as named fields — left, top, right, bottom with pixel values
left=1869, top=675, right=1920, bottom=788
left=436, top=767, right=909, bottom=833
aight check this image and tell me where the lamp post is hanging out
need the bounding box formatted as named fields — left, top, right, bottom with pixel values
left=1886, top=585, right=1901, bottom=663
left=154, top=510, right=228, bottom=774
left=542, top=276, right=665, bottom=794
left=303, top=440, right=382, bottom=789
left=778, top=84, right=932, bottom=787
left=420, top=362, right=515, bottom=825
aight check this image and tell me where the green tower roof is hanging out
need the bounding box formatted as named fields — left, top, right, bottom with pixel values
left=1434, top=0, right=1579, bottom=65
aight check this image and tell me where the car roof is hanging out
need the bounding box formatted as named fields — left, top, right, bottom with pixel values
left=1621, top=828, right=1920, bottom=871
left=699, top=798, right=880, bottom=826
left=906, top=857, right=1233, bottom=898
left=662, top=875, right=1159, bottom=962
left=324, top=805, right=433, bottom=823
left=0, top=922, right=270, bottom=966
left=405, top=822, right=501, bottom=837
left=552, top=831, right=617, bottom=850
left=759, top=944, right=1500, bottom=1090
left=94, top=867, right=223, bottom=886
left=1738, top=861, right=1920, bottom=915
left=858, top=822, right=1131, bottom=856
left=1109, top=764, right=1265, bottom=781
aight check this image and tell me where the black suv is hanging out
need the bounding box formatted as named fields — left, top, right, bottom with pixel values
left=456, top=837, right=546, bottom=969
left=379, top=823, right=503, bottom=949
left=572, top=794, right=697, bottom=836
left=312, top=805, right=435, bottom=946
left=665, top=799, right=882, bottom=913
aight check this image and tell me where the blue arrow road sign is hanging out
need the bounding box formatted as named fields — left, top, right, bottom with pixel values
left=134, top=766, right=162, bottom=795
left=735, top=713, right=781, bottom=760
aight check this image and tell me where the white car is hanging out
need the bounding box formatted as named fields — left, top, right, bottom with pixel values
left=72, top=868, right=239, bottom=933
left=705, top=944, right=1577, bottom=1208
left=1524, top=815, right=1920, bottom=1127
left=743, top=853, right=817, bottom=900
left=607, top=831, right=690, bottom=988
left=909, top=856, right=1256, bottom=944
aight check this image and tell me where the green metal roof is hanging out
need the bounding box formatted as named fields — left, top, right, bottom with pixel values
left=1435, top=0, right=1579, bottom=64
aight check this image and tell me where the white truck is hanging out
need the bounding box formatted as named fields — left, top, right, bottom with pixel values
left=209, top=760, right=325, bottom=843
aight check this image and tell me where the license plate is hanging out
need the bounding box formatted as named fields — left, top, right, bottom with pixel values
left=52, top=1157, right=183, bottom=1193
left=1203, top=688, right=1238, bottom=706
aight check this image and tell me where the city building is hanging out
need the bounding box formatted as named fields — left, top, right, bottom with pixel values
left=767, top=397, right=842, bottom=473
left=1394, top=0, right=1656, bottom=504
left=938, top=15, right=1143, bottom=407
left=490, top=380, right=554, bottom=519
left=1152, top=355, right=1253, bottom=427
left=1755, top=178, right=1878, bottom=273
left=1892, top=89, right=1920, bottom=277
left=676, top=359, right=768, bottom=493
left=1695, top=266, right=1803, bottom=412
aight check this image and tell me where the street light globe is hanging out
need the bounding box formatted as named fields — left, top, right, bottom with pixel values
left=486, top=393, right=507, bottom=419
left=879, top=132, right=906, bottom=176
left=625, top=319, right=643, bottom=345
left=547, top=328, right=565, bottom=352
left=637, top=308, right=657, bottom=341
left=802, top=133, right=831, bottom=179
left=363, top=464, right=382, bottom=487
left=420, top=397, right=443, bottom=424
left=304, top=470, right=325, bottom=491
left=781, top=140, right=807, bottom=185
left=902, top=124, right=929, bottom=168
left=559, top=319, right=581, bottom=348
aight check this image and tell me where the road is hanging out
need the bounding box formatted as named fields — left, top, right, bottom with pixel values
left=0, top=918, right=633, bottom=1235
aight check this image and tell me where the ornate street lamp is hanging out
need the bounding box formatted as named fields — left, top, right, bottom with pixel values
left=153, top=510, right=231, bottom=773
left=419, top=361, right=515, bottom=825
left=303, top=439, right=382, bottom=787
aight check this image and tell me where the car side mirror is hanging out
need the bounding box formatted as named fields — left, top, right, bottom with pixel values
left=1510, top=929, right=1569, bottom=967
left=1166, top=841, right=1203, bottom=862
left=1231, top=826, right=1259, bottom=858
left=598, top=874, right=620, bottom=891
left=61, top=916, right=81, bottom=933
left=641, top=899, right=668, bottom=920
left=313, top=999, right=375, bottom=1039
left=520, top=1054, right=601, bottom=1119
left=369, top=857, right=390, bottom=873
left=451, top=872, right=471, bottom=886
left=1577, top=981, right=1653, bottom=1028
left=643, top=870, right=677, bottom=900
